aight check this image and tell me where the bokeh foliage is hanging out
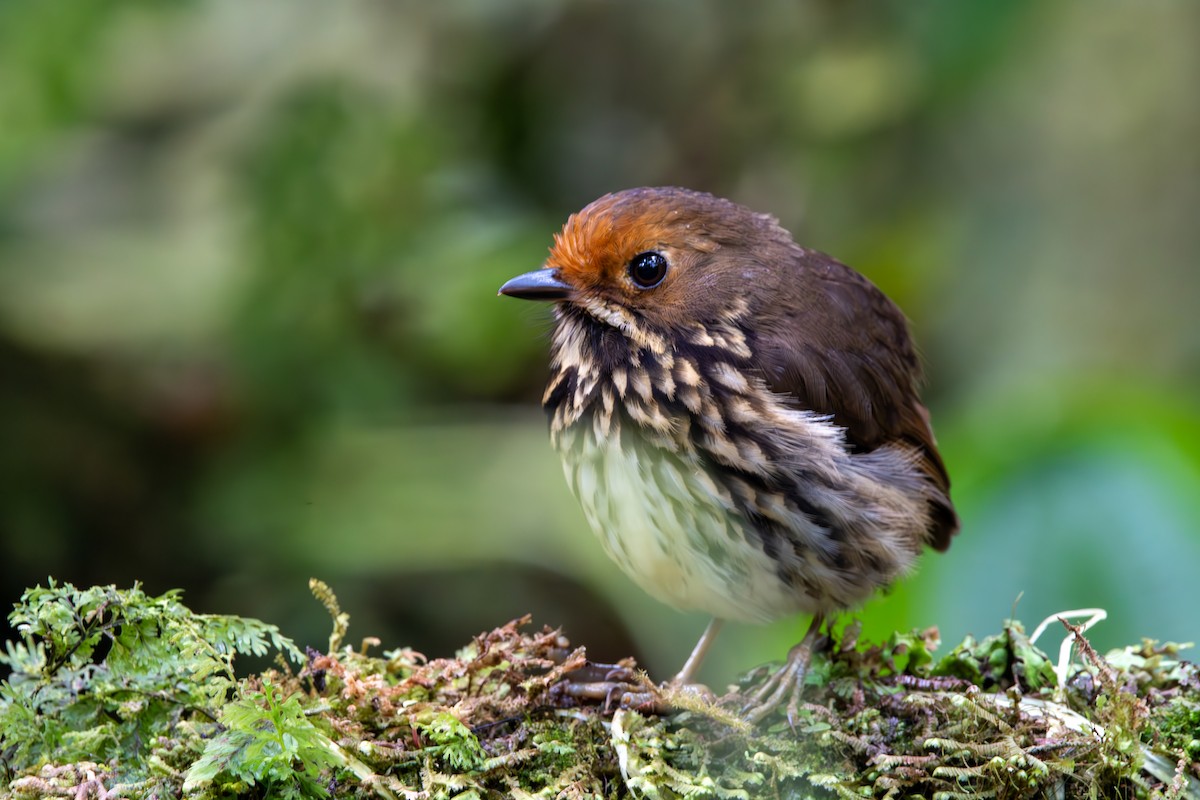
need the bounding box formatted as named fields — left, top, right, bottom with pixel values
left=1, top=1, right=1198, bottom=682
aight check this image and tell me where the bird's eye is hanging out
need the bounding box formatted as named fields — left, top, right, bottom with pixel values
left=628, top=251, right=668, bottom=289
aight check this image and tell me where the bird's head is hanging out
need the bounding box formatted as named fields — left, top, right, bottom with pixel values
left=499, top=187, right=794, bottom=334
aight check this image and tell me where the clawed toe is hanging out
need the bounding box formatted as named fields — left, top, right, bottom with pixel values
left=556, top=660, right=721, bottom=715
left=741, top=659, right=813, bottom=725
left=740, top=615, right=826, bottom=726
left=556, top=660, right=663, bottom=712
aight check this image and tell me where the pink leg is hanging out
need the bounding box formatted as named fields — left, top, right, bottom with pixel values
left=673, top=618, right=725, bottom=685
left=743, top=613, right=825, bottom=725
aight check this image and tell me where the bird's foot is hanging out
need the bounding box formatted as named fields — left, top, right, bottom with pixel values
left=555, top=660, right=663, bottom=713
left=556, top=661, right=716, bottom=715
left=741, top=618, right=828, bottom=726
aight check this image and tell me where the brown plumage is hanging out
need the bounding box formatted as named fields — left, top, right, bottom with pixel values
left=500, top=186, right=957, bottom=719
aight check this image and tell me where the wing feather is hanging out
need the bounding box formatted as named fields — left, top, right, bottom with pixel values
left=755, top=254, right=959, bottom=550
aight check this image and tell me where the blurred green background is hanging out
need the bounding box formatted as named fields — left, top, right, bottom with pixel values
left=2, top=1, right=1198, bottom=684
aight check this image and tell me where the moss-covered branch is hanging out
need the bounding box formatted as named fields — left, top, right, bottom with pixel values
left=1, top=580, right=1197, bottom=799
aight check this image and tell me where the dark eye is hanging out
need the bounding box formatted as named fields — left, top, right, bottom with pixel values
left=628, top=251, right=668, bottom=288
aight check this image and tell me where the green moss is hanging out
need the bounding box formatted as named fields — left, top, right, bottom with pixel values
left=2, top=582, right=1198, bottom=799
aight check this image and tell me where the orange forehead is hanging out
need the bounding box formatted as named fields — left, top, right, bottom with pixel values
left=547, top=190, right=715, bottom=288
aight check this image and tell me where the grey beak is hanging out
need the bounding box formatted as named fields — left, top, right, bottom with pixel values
left=498, top=268, right=571, bottom=301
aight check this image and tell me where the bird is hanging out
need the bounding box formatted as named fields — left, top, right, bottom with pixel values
left=499, top=186, right=957, bottom=722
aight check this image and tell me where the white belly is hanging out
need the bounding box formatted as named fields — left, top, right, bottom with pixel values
left=559, top=422, right=818, bottom=623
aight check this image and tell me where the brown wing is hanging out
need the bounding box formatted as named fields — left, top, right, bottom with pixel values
left=754, top=252, right=959, bottom=551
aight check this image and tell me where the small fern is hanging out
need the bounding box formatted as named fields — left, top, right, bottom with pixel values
left=0, top=580, right=302, bottom=780
left=184, top=678, right=345, bottom=799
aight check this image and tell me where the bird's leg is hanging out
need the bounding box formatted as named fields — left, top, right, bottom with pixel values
left=742, top=613, right=826, bottom=726
left=558, top=618, right=725, bottom=713
left=673, top=617, right=724, bottom=685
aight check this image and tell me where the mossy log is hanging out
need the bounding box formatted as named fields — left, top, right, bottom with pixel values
left=2, top=581, right=1198, bottom=799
